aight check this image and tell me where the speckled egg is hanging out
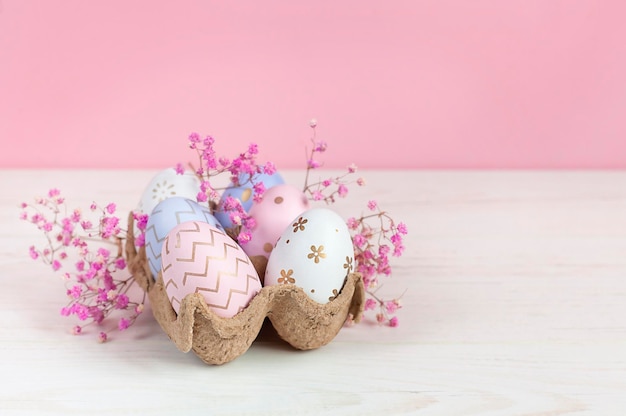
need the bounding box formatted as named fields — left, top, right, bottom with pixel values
left=264, top=208, right=355, bottom=304
left=214, top=171, right=284, bottom=230
left=144, top=197, right=222, bottom=279
left=242, top=184, right=310, bottom=260
left=161, top=221, right=262, bottom=318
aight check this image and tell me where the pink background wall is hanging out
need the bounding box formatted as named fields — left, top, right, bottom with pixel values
left=1, top=1, right=625, bottom=169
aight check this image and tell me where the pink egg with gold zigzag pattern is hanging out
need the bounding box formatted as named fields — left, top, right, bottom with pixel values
left=161, top=221, right=262, bottom=318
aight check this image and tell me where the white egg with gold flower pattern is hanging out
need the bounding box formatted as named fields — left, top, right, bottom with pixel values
left=264, top=208, right=354, bottom=304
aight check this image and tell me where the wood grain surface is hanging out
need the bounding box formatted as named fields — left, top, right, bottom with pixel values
left=1, top=170, right=624, bottom=415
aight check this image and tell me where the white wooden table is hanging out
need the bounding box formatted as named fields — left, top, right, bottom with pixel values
left=1, top=170, right=625, bottom=415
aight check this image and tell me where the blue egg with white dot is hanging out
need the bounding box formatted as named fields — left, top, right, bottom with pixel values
left=144, top=197, right=222, bottom=279
left=214, top=171, right=285, bottom=229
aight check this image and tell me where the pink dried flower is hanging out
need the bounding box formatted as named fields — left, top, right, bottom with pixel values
left=105, top=203, right=116, bottom=215
left=118, top=317, right=130, bottom=331
left=346, top=217, right=359, bottom=230
left=364, top=298, right=377, bottom=311
left=389, top=316, right=399, bottom=327
left=367, top=200, right=378, bottom=211
left=52, top=260, right=62, bottom=271
left=21, top=190, right=147, bottom=342
left=307, top=159, right=321, bottom=169
left=175, top=162, right=185, bottom=175
left=313, top=141, right=327, bottom=152
left=237, top=231, right=251, bottom=244
left=263, top=161, right=276, bottom=175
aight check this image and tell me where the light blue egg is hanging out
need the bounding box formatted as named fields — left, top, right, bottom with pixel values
left=215, top=171, right=285, bottom=229
left=144, top=197, right=222, bottom=279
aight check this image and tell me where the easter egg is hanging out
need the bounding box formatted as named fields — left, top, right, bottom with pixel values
left=243, top=184, right=310, bottom=259
left=144, top=197, right=223, bottom=279
left=137, top=168, right=201, bottom=216
left=264, top=208, right=355, bottom=304
left=161, top=221, right=262, bottom=317
left=214, top=171, right=284, bottom=229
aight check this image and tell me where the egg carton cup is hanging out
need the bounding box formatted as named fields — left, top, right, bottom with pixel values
left=126, top=213, right=365, bottom=365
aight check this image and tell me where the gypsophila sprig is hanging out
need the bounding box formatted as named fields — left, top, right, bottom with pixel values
left=346, top=201, right=408, bottom=326
left=181, top=133, right=275, bottom=243
left=302, top=120, right=365, bottom=204
left=301, top=120, right=407, bottom=327
left=20, top=190, right=146, bottom=341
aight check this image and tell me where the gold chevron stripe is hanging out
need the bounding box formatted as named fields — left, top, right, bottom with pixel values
left=164, top=277, right=179, bottom=291
left=186, top=255, right=254, bottom=292
left=196, top=272, right=259, bottom=311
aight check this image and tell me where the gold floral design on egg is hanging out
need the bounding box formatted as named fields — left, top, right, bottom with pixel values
left=292, top=217, right=308, bottom=233
left=278, top=269, right=295, bottom=284
left=328, top=289, right=339, bottom=302
left=343, top=256, right=353, bottom=275
left=307, top=245, right=326, bottom=263
left=152, top=180, right=176, bottom=201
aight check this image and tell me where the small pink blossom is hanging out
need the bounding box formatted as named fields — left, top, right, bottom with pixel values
left=397, top=222, right=408, bottom=235
left=105, top=203, right=116, bottom=215
left=346, top=217, right=359, bottom=230
left=385, top=300, right=399, bottom=314
left=175, top=162, right=185, bottom=175
left=52, top=260, right=62, bottom=271
left=357, top=177, right=366, bottom=186
left=135, top=234, right=145, bottom=247
left=313, top=141, right=327, bottom=152
left=237, top=231, right=251, bottom=244
left=348, top=163, right=357, bottom=173
left=71, top=209, right=81, bottom=223
left=118, top=318, right=130, bottom=331
left=353, top=233, right=367, bottom=248
left=263, top=161, right=276, bottom=175
left=338, top=184, right=348, bottom=198
left=389, top=316, right=399, bottom=327
left=29, top=246, right=39, bottom=260
left=364, top=298, right=377, bottom=311
left=367, top=200, right=378, bottom=211
left=308, top=159, right=321, bottom=169
left=68, top=285, right=82, bottom=299
left=252, top=182, right=266, bottom=203
left=116, top=294, right=129, bottom=310
left=98, top=332, right=108, bottom=343
left=196, top=191, right=208, bottom=203
left=114, top=258, right=126, bottom=270
left=243, top=216, right=256, bottom=229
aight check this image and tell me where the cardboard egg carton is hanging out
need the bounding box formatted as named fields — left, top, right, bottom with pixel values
left=126, top=213, right=365, bottom=365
